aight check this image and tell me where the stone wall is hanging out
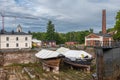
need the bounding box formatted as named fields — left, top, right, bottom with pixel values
left=85, top=47, right=95, bottom=57
left=0, top=50, right=37, bottom=66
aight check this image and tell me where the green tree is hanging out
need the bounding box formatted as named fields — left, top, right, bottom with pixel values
left=107, top=28, right=114, bottom=33
left=46, top=20, right=55, bottom=40
left=89, top=28, right=93, bottom=33
left=54, top=32, right=66, bottom=44
left=114, top=11, right=120, bottom=40
left=31, top=32, right=46, bottom=40
left=65, top=30, right=90, bottom=44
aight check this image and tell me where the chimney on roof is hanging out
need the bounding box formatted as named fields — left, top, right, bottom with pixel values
left=102, top=9, right=106, bottom=34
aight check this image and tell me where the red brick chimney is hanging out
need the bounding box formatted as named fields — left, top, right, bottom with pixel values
left=102, top=9, right=106, bottom=34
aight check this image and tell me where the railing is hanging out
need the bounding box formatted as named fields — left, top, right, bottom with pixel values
left=93, top=41, right=120, bottom=48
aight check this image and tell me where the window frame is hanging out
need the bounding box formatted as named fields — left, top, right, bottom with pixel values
left=16, top=43, right=19, bottom=47
left=6, top=43, right=9, bottom=47
left=25, top=37, right=28, bottom=41
left=6, top=37, right=9, bottom=41
left=25, top=43, right=28, bottom=47
left=16, top=37, right=19, bottom=41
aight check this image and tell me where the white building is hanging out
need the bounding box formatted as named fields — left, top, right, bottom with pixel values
left=0, top=24, right=32, bottom=49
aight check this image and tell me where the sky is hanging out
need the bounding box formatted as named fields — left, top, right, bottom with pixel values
left=0, top=0, right=120, bottom=33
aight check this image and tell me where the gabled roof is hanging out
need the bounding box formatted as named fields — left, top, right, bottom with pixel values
left=17, top=24, right=22, bottom=28
left=0, top=31, right=31, bottom=35
left=86, top=33, right=112, bottom=38
left=86, top=33, right=100, bottom=38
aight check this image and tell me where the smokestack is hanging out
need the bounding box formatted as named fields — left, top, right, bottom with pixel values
left=102, top=9, right=106, bottom=34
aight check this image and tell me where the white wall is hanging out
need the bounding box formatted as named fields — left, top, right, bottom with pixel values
left=0, top=35, right=32, bottom=49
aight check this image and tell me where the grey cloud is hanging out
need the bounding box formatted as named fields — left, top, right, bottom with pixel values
left=0, top=0, right=120, bottom=33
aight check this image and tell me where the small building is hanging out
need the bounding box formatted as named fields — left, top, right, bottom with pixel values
left=0, top=24, right=32, bottom=50
left=85, top=33, right=113, bottom=47
left=32, top=39, right=42, bottom=47
left=65, top=41, right=78, bottom=46
left=42, top=40, right=56, bottom=47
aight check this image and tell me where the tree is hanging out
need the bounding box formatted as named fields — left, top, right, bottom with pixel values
left=107, top=28, right=114, bottom=33
left=46, top=20, right=55, bottom=40
left=31, top=32, right=46, bottom=40
left=54, top=32, right=66, bottom=44
left=89, top=28, right=93, bottom=33
left=114, top=11, right=120, bottom=40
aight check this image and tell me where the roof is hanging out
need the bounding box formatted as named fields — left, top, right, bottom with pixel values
left=0, top=31, right=31, bottom=35
left=17, top=24, right=22, bottom=28
left=94, top=33, right=112, bottom=37
left=32, top=39, right=41, bottom=43
left=35, top=49, right=61, bottom=59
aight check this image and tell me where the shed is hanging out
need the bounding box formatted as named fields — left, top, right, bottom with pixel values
left=32, top=39, right=42, bottom=47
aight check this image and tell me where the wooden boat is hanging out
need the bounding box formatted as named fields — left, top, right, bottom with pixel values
left=38, top=54, right=65, bottom=73
left=40, top=55, right=64, bottom=68
left=63, top=57, right=92, bottom=71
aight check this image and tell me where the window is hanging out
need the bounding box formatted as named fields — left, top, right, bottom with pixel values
left=95, top=40, right=100, bottom=46
left=16, top=37, right=19, bottom=41
left=25, top=43, right=28, bottom=47
left=6, top=43, right=9, bottom=47
left=25, top=37, right=28, bottom=41
left=6, top=37, right=9, bottom=41
left=87, top=41, right=91, bottom=46
left=16, top=43, right=19, bottom=47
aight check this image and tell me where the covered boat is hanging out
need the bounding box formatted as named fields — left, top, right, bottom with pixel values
left=35, top=47, right=93, bottom=72
left=56, top=48, right=93, bottom=71
left=35, top=49, right=64, bottom=73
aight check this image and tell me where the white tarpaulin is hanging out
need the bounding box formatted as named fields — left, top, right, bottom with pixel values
left=56, top=47, right=70, bottom=54
left=63, top=50, right=92, bottom=59
left=35, top=49, right=61, bottom=59
left=35, top=47, right=92, bottom=59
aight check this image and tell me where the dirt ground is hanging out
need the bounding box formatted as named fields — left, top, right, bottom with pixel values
left=0, top=63, right=93, bottom=80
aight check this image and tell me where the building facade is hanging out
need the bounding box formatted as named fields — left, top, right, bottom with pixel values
left=85, top=33, right=113, bottom=46
left=0, top=25, right=32, bottom=49
left=65, top=41, right=78, bottom=46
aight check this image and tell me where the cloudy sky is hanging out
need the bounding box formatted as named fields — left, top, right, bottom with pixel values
left=0, top=0, right=120, bottom=33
